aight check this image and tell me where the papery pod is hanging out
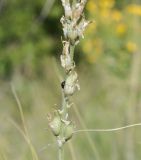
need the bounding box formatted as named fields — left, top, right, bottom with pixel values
left=64, top=84, right=75, bottom=95
left=66, top=71, right=78, bottom=83
left=49, top=111, right=62, bottom=136
left=60, top=41, right=74, bottom=72
left=67, top=28, right=78, bottom=44
left=60, top=54, right=72, bottom=69
left=72, top=2, right=85, bottom=22
left=77, top=18, right=91, bottom=39
left=64, top=71, right=80, bottom=96
left=61, top=0, right=72, bottom=18
left=64, top=123, right=74, bottom=141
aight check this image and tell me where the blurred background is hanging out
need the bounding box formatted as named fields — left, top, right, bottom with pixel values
left=0, top=0, right=141, bottom=159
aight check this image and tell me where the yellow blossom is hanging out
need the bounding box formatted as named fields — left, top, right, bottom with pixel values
left=85, top=23, right=97, bottom=35
left=82, top=38, right=103, bottom=63
left=100, top=9, right=111, bottom=19
left=99, top=0, right=115, bottom=9
left=112, top=10, right=122, bottom=21
left=126, top=4, right=141, bottom=16
left=82, top=40, right=94, bottom=53
left=116, top=23, right=127, bottom=36
left=126, top=41, right=138, bottom=53
left=86, top=0, right=97, bottom=14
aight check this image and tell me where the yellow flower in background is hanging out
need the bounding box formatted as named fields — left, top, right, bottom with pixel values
left=82, top=40, right=94, bottom=53
left=112, top=10, right=122, bottom=21
left=85, top=23, right=97, bottom=35
left=126, top=4, right=141, bottom=16
left=82, top=38, right=103, bottom=64
left=99, top=0, right=115, bottom=9
left=126, top=41, right=138, bottom=53
left=83, top=38, right=103, bottom=64
left=116, top=23, right=127, bottom=36
left=100, top=9, right=111, bottom=19
left=86, top=0, right=97, bottom=14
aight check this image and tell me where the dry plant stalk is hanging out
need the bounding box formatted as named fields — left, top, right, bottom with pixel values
left=48, top=0, right=90, bottom=159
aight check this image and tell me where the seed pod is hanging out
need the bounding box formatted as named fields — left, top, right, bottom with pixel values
left=64, top=123, right=74, bottom=142
left=64, top=71, right=79, bottom=96
left=64, top=5, right=72, bottom=18
left=61, top=0, right=72, bottom=18
left=60, top=41, right=75, bottom=72
left=67, top=29, right=78, bottom=44
left=49, top=111, right=61, bottom=136
left=77, top=18, right=91, bottom=39
left=60, top=53, right=73, bottom=72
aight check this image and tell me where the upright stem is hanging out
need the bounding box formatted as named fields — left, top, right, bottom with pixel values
left=61, top=94, right=68, bottom=119
left=49, top=1, right=90, bottom=160
left=70, top=45, right=75, bottom=61
left=59, top=146, right=64, bottom=160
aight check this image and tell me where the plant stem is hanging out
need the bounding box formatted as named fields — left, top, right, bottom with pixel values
left=61, top=94, right=69, bottom=120
left=70, top=45, right=75, bottom=61
left=49, top=1, right=90, bottom=160
left=59, top=146, right=64, bottom=160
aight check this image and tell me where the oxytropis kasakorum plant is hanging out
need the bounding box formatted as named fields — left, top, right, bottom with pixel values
left=48, top=0, right=90, bottom=159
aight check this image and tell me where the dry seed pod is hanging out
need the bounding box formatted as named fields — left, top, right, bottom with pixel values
left=61, top=0, right=72, bottom=18
left=49, top=111, right=61, bottom=136
left=64, top=71, right=80, bottom=96
left=67, top=28, right=78, bottom=44
left=77, top=17, right=91, bottom=39
left=64, top=123, right=74, bottom=141
left=72, top=2, right=84, bottom=22
left=60, top=41, right=74, bottom=71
